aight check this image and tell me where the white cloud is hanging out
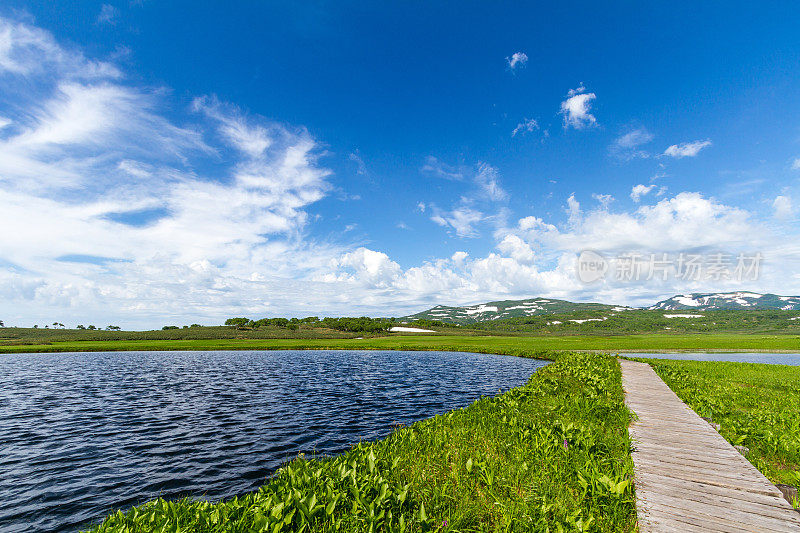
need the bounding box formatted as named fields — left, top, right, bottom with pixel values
left=431, top=206, right=484, bottom=237
left=474, top=163, right=507, bottom=201
left=560, top=85, right=597, bottom=129
left=318, top=190, right=800, bottom=313
left=791, top=158, right=800, bottom=170
left=349, top=151, right=367, bottom=175
left=527, top=192, right=757, bottom=253
left=451, top=251, right=469, bottom=266
left=421, top=155, right=463, bottom=180
left=773, top=195, right=795, bottom=219
left=422, top=162, right=508, bottom=238
left=96, top=4, right=119, bottom=25
left=0, top=16, right=344, bottom=327
left=663, top=139, right=712, bottom=158
left=610, top=128, right=653, bottom=159
left=497, top=234, right=535, bottom=264
left=511, top=118, right=538, bottom=137
left=506, top=52, right=528, bottom=70
left=566, top=193, right=581, bottom=225
left=591, top=193, right=614, bottom=209
left=0, top=17, right=120, bottom=78
left=3, top=15, right=800, bottom=326
left=0, top=82, right=208, bottom=193
left=630, top=184, right=655, bottom=202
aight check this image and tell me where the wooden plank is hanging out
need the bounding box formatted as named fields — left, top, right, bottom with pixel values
left=634, top=473, right=791, bottom=508
left=620, top=359, right=800, bottom=532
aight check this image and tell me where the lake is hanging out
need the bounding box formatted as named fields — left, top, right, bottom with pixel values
left=624, top=352, right=800, bottom=365
left=0, top=349, right=546, bottom=532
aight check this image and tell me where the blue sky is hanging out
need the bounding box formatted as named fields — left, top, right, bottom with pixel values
left=1, top=2, right=800, bottom=328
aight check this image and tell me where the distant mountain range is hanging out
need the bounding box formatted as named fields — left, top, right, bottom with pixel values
left=402, top=292, right=800, bottom=324
left=402, top=298, right=633, bottom=325
left=648, top=292, right=800, bottom=311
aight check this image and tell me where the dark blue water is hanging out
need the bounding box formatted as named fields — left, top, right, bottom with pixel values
left=625, top=352, right=800, bottom=365
left=0, top=350, right=546, bottom=532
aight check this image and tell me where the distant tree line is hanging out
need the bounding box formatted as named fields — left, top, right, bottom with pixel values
left=224, top=316, right=396, bottom=333
left=404, top=319, right=454, bottom=329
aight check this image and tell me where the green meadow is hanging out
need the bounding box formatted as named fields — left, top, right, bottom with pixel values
left=2, top=332, right=800, bottom=354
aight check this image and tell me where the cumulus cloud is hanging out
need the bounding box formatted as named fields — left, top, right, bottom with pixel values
left=773, top=195, right=795, bottom=219
left=560, top=84, right=597, bottom=129
left=319, top=190, right=800, bottom=312
left=497, top=234, right=535, bottom=264
left=506, top=52, right=528, bottom=70
left=630, top=184, right=655, bottom=202
left=522, top=192, right=757, bottom=253
left=663, top=139, right=712, bottom=158
left=511, top=118, right=538, bottom=137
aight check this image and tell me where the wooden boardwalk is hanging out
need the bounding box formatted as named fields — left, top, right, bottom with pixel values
left=620, top=360, right=800, bottom=532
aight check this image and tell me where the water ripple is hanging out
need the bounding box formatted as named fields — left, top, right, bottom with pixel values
left=0, top=349, right=546, bottom=532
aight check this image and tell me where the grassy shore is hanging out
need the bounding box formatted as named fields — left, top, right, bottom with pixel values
left=87, top=352, right=636, bottom=532
left=3, top=333, right=800, bottom=354
left=641, top=357, right=800, bottom=507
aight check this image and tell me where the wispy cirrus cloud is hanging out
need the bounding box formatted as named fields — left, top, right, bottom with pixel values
left=421, top=155, right=463, bottom=180
left=663, top=139, right=712, bottom=158
left=0, top=17, right=120, bottom=79
left=430, top=205, right=485, bottom=238
left=511, top=118, right=538, bottom=137
left=348, top=151, right=367, bottom=175
left=96, top=4, right=119, bottom=25
left=421, top=160, right=507, bottom=238
left=0, top=15, right=341, bottom=327
left=610, top=128, right=653, bottom=159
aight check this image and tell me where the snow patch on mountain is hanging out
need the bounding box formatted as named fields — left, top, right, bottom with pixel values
left=650, top=292, right=800, bottom=311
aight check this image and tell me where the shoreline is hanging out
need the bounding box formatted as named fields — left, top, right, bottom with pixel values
left=85, top=352, right=638, bottom=532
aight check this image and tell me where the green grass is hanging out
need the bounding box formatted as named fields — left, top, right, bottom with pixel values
left=640, top=358, right=800, bottom=507
left=2, top=333, right=800, bottom=354
left=86, top=352, right=636, bottom=532
left=0, top=325, right=366, bottom=344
